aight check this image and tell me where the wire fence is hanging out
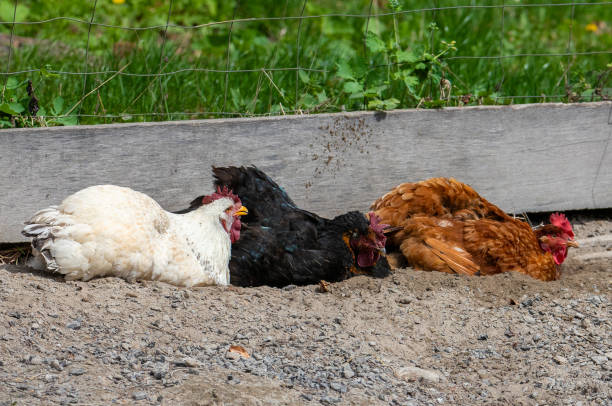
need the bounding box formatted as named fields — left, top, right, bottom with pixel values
left=0, top=0, right=611, bottom=126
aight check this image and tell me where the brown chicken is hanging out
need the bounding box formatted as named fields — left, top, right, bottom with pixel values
left=371, top=178, right=578, bottom=281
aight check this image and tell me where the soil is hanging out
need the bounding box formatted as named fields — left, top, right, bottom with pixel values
left=0, top=212, right=610, bottom=405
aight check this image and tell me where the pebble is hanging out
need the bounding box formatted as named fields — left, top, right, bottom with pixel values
left=523, top=315, right=536, bottom=324
left=590, top=355, right=607, bottom=365
left=330, top=382, right=347, bottom=393
left=395, top=366, right=443, bottom=383
left=342, top=364, right=355, bottom=379
left=553, top=355, right=567, bottom=365
left=66, top=320, right=81, bottom=330
left=50, top=359, right=63, bottom=371
left=320, top=395, right=340, bottom=404
left=132, top=391, right=147, bottom=400
left=69, top=368, right=86, bottom=376
left=25, top=355, right=43, bottom=365
left=175, top=357, right=199, bottom=368
left=301, top=393, right=313, bottom=401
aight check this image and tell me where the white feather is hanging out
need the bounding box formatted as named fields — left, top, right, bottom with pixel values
left=23, top=185, right=237, bottom=287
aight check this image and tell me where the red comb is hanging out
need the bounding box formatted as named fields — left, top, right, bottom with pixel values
left=201, top=186, right=241, bottom=205
left=549, top=212, right=574, bottom=238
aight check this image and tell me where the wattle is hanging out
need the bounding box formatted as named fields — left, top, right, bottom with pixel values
left=552, top=247, right=567, bottom=265
left=357, top=248, right=379, bottom=268
left=230, top=219, right=242, bottom=243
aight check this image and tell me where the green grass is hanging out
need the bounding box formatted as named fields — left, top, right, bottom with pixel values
left=0, top=0, right=611, bottom=126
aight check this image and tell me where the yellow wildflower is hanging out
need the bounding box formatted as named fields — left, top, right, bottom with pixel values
left=585, top=23, right=598, bottom=32
left=112, top=0, right=125, bottom=4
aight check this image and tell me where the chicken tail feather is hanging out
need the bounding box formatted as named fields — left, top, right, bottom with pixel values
left=424, top=237, right=480, bottom=276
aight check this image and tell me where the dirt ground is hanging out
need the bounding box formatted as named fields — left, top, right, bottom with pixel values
left=0, top=212, right=610, bottom=405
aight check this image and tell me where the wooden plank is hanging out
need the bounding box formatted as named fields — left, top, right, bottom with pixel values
left=1, top=102, right=611, bottom=242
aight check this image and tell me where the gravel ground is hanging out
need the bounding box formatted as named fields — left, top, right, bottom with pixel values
left=0, top=212, right=610, bottom=405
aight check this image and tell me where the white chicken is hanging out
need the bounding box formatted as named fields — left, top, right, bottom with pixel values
left=22, top=185, right=248, bottom=287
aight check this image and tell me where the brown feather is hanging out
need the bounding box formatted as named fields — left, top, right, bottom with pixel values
left=424, top=237, right=480, bottom=276
left=372, top=178, right=566, bottom=281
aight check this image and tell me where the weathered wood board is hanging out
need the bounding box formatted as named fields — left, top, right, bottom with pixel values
left=1, top=102, right=611, bottom=242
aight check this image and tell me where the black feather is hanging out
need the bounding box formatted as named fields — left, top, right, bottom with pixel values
left=176, top=166, right=390, bottom=287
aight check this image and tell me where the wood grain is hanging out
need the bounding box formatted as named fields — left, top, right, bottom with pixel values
left=1, top=102, right=611, bottom=242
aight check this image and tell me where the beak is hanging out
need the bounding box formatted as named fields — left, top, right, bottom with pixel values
left=233, top=206, right=248, bottom=217
left=383, top=226, right=403, bottom=235
left=566, top=239, right=579, bottom=248
left=378, top=247, right=386, bottom=256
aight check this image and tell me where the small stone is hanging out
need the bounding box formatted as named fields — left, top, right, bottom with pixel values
left=478, top=334, right=488, bottom=341
left=43, top=374, right=55, bottom=383
left=330, top=382, right=347, bottom=393
left=152, top=368, right=166, bottom=380
left=175, top=357, right=199, bottom=368
left=553, top=355, right=567, bottom=365
left=301, top=393, right=313, bottom=401
left=66, top=320, right=81, bottom=330
left=398, top=298, right=412, bottom=304
left=50, top=359, right=63, bottom=371
left=282, top=284, right=297, bottom=291
left=132, top=391, right=147, bottom=400
left=31, top=322, right=40, bottom=329
left=368, top=341, right=377, bottom=347
left=591, top=355, right=607, bottom=365
left=523, top=315, right=536, bottom=324
left=25, top=355, right=43, bottom=365
left=395, top=366, right=443, bottom=383
left=342, top=364, right=355, bottom=379
left=69, top=368, right=86, bottom=376
left=320, top=395, right=340, bottom=404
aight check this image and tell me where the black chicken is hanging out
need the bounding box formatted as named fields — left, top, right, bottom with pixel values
left=177, top=166, right=390, bottom=287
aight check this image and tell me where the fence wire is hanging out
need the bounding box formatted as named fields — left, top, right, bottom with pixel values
left=0, top=1, right=611, bottom=125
